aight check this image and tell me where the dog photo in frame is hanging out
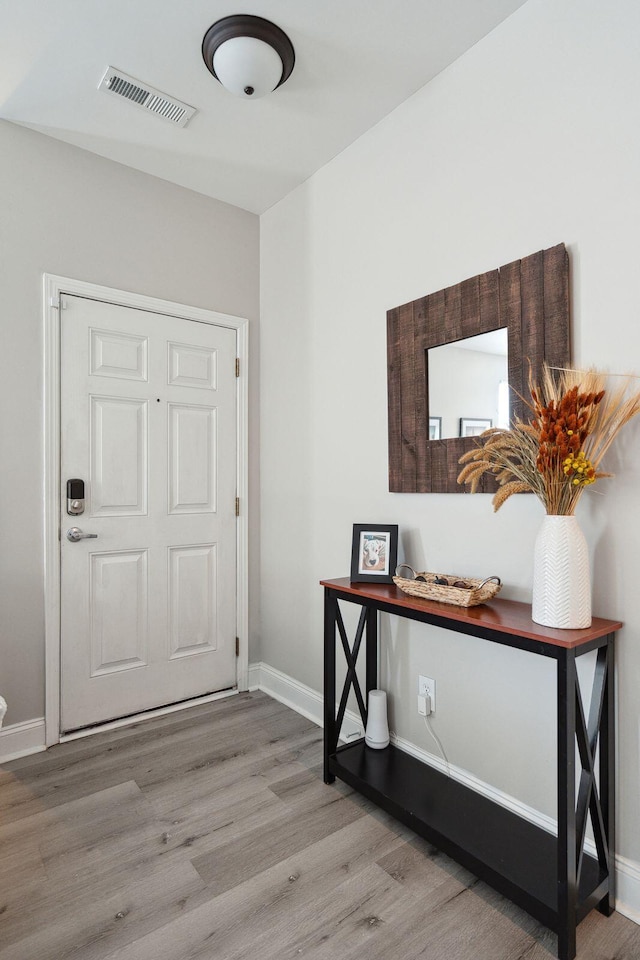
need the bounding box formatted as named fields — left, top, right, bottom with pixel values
left=350, top=524, right=398, bottom=583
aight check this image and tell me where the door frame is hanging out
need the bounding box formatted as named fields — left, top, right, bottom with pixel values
left=43, top=274, right=249, bottom=746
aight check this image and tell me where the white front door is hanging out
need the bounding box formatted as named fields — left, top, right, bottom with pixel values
left=59, top=295, right=238, bottom=732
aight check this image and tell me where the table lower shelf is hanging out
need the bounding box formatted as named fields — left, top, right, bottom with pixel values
left=329, top=741, right=608, bottom=933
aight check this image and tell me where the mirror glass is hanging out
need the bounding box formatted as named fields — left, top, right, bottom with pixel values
left=428, top=329, right=508, bottom=440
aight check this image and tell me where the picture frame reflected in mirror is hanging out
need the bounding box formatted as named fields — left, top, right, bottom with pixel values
left=460, top=417, right=492, bottom=438
left=429, top=417, right=442, bottom=440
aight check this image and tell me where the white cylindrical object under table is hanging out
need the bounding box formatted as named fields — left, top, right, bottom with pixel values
left=365, top=689, right=389, bottom=749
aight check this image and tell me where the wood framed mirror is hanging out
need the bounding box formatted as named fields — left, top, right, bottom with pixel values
left=387, top=244, right=570, bottom=493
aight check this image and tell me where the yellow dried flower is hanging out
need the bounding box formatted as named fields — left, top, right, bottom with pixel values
left=562, top=451, right=596, bottom=486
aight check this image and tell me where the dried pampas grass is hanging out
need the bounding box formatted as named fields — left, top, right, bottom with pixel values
left=457, top=364, right=640, bottom=514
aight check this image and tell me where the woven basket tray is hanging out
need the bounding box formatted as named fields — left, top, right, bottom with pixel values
left=393, top=565, right=501, bottom=608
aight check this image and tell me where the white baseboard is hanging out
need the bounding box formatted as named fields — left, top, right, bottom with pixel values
left=249, top=659, right=640, bottom=926
left=616, top=853, right=640, bottom=925
left=390, top=729, right=558, bottom=832
left=249, top=660, right=363, bottom=741
left=0, top=717, right=46, bottom=764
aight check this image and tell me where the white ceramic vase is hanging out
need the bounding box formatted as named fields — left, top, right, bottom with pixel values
left=532, top=515, right=591, bottom=629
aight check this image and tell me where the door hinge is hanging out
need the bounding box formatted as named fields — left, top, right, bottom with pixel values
left=50, top=295, right=61, bottom=310
left=235, top=637, right=240, bottom=657
left=235, top=358, right=240, bottom=377
left=235, top=497, right=240, bottom=517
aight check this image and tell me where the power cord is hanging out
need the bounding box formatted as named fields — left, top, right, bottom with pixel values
left=388, top=694, right=450, bottom=778
left=423, top=712, right=450, bottom=778
left=418, top=693, right=450, bottom=777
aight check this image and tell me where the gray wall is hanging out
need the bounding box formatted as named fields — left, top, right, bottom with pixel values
left=0, top=120, right=260, bottom=726
left=260, top=0, right=640, bottom=895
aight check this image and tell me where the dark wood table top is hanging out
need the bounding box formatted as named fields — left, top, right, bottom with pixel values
left=320, top=578, right=622, bottom=649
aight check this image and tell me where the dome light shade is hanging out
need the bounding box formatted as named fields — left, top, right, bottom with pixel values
left=213, top=36, right=283, bottom=99
left=202, top=15, right=295, bottom=100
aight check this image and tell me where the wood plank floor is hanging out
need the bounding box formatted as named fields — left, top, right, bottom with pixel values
left=1, top=691, right=639, bottom=960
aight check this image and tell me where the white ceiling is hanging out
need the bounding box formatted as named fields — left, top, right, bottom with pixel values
left=0, top=1, right=528, bottom=214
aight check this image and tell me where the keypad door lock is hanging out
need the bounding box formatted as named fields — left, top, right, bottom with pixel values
left=67, top=478, right=85, bottom=516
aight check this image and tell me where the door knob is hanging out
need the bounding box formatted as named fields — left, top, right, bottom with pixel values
left=66, top=527, right=98, bottom=542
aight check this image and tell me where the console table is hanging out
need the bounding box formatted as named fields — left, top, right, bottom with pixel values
left=321, top=577, right=622, bottom=960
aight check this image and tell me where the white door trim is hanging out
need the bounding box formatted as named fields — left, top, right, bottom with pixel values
left=43, top=274, right=249, bottom=746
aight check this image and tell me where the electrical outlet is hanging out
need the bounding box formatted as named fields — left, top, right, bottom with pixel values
left=418, top=675, right=436, bottom=712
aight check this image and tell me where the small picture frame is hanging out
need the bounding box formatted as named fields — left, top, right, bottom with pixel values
left=350, top=524, right=398, bottom=583
left=429, top=416, right=442, bottom=440
left=460, top=417, right=492, bottom=438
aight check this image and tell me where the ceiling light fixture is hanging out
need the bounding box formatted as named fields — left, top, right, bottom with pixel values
left=202, top=14, right=295, bottom=100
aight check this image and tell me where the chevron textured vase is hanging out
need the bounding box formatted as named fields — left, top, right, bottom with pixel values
left=532, top=515, right=591, bottom=628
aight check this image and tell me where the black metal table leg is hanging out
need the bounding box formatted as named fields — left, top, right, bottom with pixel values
left=365, top=604, right=378, bottom=700
left=323, top=588, right=337, bottom=784
left=598, top=635, right=616, bottom=916
left=557, top=648, right=577, bottom=960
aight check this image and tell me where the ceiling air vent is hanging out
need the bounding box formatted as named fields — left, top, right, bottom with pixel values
left=98, top=67, right=196, bottom=127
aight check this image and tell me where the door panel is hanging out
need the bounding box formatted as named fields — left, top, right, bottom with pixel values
left=90, top=328, right=148, bottom=380
left=90, top=550, right=148, bottom=675
left=168, top=403, right=216, bottom=513
left=60, top=294, right=237, bottom=732
left=91, top=396, right=148, bottom=515
left=168, top=341, right=216, bottom=389
left=168, top=544, right=217, bottom=658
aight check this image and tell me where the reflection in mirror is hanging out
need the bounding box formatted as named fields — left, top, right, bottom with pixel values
left=428, top=329, right=508, bottom=440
